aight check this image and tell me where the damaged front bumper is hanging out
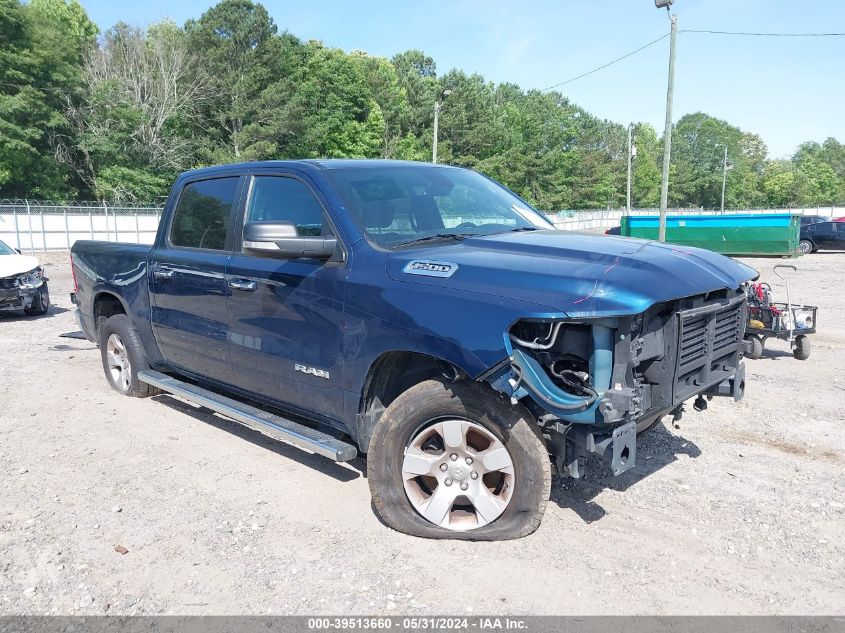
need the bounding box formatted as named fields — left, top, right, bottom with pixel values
left=0, top=277, right=45, bottom=312
left=489, top=289, right=748, bottom=478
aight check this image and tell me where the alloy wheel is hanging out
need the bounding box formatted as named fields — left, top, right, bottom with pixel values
left=401, top=419, right=515, bottom=531
left=106, top=333, right=132, bottom=392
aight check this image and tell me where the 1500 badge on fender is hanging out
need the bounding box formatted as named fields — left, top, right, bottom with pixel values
left=403, top=260, right=459, bottom=277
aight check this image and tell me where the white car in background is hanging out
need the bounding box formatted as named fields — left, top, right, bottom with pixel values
left=0, top=239, right=50, bottom=316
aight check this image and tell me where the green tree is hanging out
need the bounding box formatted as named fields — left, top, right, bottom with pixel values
left=668, top=112, right=767, bottom=209
left=267, top=44, right=388, bottom=159
left=56, top=20, right=210, bottom=200
left=795, top=158, right=839, bottom=206
left=186, top=0, right=278, bottom=161
left=477, top=90, right=579, bottom=209
left=631, top=123, right=661, bottom=207
left=390, top=49, right=438, bottom=154
left=0, top=0, right=96, bottom=198
left=359, top=55, right=406, bottom=156
left=762, top=161, right=797, bottom=207
left=436, top=70, right=503, bottom=166
left=3, top=0, right=843, bottom=210
left=793, top=140, right=845, bottom=205
left=225, top=30, right=307, bottom=161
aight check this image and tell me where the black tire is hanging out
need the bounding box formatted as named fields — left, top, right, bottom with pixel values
left=745, top=335, right=764, bottom=360
left=23, top=283, right=50, bottom=316
left=793, top=335, right=811, bottom=361
left=637, top=415, right=664, bottom=436
left=798, top=239, right=813, bottom=255
left=98, top=314, right=158, bottom=398
left=367, top=379, right=551, bottom=541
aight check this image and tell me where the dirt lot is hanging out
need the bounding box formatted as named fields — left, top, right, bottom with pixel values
left=1, top=251, right=843, bottom=615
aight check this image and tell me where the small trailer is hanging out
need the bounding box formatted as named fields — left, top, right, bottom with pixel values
left=744, top=265, right=817, bottom=360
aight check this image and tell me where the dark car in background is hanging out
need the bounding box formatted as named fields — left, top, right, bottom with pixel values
left=799, top=221, right=845, bottom=254
left=800, top=214, right=831, bottom=227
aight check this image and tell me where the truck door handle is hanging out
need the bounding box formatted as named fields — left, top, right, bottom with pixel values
left=153, top=267, right=175, bottom=279
left=228, top=279, right=257, bottom=291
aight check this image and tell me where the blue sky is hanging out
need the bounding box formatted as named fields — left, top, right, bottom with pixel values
left=77, top=0, right=845, bottom=158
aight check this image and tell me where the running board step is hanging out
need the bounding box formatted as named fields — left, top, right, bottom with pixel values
left=138, top=370, right=357, bottom=462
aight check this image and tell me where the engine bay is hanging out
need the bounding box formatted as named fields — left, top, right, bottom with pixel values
left=496, top=287, right=748, bottom=478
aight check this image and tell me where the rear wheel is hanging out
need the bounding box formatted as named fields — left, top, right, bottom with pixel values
left=98, top=314, right=158, bottom=397
left=798, top=239, right=813, bottom=255
left=745, top=334, right=764, bottom=360
left=367, top=379, right=551, bottom=540
left=793, top=335, right=811, bottom=361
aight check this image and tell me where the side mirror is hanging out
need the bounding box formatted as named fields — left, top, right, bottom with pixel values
left=243, top=221, right=337, bottom=260
left=15, top=248, right=22, bottom=254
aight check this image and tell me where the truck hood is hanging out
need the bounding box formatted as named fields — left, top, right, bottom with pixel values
left=386, top=230, right=758, bottom=316
left=0, top=253, right=40, bottom=279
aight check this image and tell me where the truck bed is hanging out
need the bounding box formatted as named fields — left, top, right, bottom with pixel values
left=70, top=240, right=153, bottom=344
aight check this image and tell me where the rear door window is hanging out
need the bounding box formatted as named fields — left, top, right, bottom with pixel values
left=170, top=177, right=240, bottom=250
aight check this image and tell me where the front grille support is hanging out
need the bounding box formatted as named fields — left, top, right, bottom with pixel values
left=674, top=295, right=746, bottom=403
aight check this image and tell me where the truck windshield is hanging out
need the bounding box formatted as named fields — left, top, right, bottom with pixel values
left=323, top=165, right=553, bottom=248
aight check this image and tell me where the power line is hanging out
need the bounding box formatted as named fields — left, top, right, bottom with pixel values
left=682, top=29, right=845, bottom=37
left=540, top=28, right=845, bottom=93
left=541, top=33, right=669, bottom=92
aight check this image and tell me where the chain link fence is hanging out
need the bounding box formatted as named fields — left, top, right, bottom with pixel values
left=1, top=199, right=842, bottom=252
left=0, top=200, right=163, bottom=252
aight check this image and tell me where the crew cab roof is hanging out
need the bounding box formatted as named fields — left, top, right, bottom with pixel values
left=177, top=158, right=457, bottom=180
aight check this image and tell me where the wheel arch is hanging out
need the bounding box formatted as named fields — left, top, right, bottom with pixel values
left=92, top=290, right=129, bottom=335
left=356, top=350, right=469, bottom=453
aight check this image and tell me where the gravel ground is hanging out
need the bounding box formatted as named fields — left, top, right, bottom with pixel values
left=0, top=250, right=843, bottom=615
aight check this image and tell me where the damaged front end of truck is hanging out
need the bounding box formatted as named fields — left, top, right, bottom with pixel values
left=485, top=287, right=748, bottom=479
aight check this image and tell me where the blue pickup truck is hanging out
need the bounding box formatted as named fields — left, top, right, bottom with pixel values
left=71, top=159, right=755, bottom=540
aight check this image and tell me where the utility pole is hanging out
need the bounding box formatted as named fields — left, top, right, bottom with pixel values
left=432, top=88, right=452, bottom=164
left=720, top=145, right=728, bottom=213
left=432, top=101, right=440, bottom=164
left=658, top=9, right=677, bottom=242
left=626, top=123, right=634, bottom=213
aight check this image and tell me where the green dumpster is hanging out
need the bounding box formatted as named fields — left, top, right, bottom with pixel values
left=620, top=213, right=800, bottom=256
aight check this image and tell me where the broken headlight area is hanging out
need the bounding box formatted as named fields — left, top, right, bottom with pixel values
left=490, top=318, right=634, bottom=478
left=489, top=287, right=748, bottom=480
left=498, top=318, right=618, bottom=422
left=509, top=321, right=598, bottom=402
left=0, top=268, right=47, bottom=312
left=17, top=267, right=45, bottom=289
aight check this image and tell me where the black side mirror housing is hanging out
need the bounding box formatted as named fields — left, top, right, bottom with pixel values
left=243, top=221, right=337, bottom=260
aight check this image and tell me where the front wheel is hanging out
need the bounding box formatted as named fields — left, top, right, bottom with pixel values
left=98, top=314, right=158, bottom=398
left=637, top=415, right=664, bottom=436
left=23, top=283, right=49, bottom=316
left=798, top=239, right=814, bottom=255
left=745, top=334, right=764, bottom=360
left=367, top=379, right=551, bottom=541
left=793, top=335, right=811, bottom=361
